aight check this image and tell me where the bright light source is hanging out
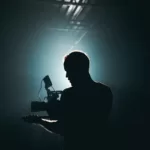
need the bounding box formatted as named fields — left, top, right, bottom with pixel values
left=75, top=0, right=80, bottom=3
left=66, top=5, right=76, bottom=16
left=72, top=6, right=83, bottom=20
left=77, top=21, right=80, bottom=25
left=42, top=119, right=58, bottom=123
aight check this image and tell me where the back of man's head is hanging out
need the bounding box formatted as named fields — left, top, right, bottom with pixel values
left=64, top=51, right=90, bottom=73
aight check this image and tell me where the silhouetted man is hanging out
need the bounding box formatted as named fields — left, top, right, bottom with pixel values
left=29, top=51, right=113, bottom=149
left=62, top=51, right=113, bottom=149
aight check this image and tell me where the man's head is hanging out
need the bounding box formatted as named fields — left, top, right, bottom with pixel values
left=63, top=51, right=90, bottom=86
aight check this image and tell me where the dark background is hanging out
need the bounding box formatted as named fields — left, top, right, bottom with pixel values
left=0, top=1, right=149, bottom=150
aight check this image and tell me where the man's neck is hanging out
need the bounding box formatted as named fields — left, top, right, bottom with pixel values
left=76, top=73, right=94, bottom=87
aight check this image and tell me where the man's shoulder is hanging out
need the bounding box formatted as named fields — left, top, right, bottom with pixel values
left=62, top=82, right=111, bottom=92
left=94, top=82, right=111, bottom=91
left=60, top=87, right=73, bottom=100
left=62, top=87, right=73, bottom=94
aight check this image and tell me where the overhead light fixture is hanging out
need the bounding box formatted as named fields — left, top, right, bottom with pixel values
left=72, top=6, right=83, bottom=20
left=66, top=5, right=76, bottom=16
